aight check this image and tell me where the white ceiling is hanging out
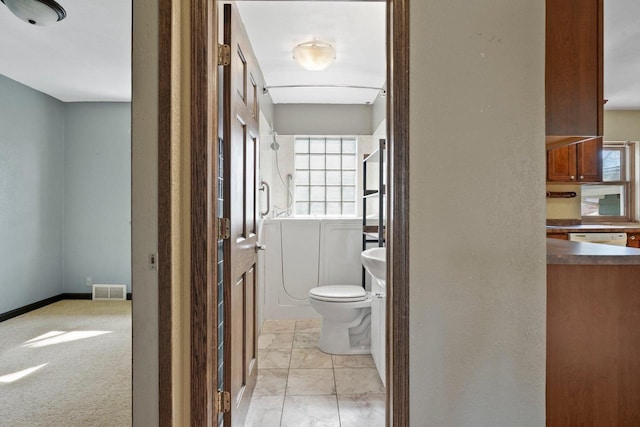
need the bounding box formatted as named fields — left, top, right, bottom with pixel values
left=604, top=0, right=640, bottom=109
left=0, top=0, right=131, bottom=102
left=0, top=0, right=639, bottom=108
left=235, top=1, right=386, bottom=104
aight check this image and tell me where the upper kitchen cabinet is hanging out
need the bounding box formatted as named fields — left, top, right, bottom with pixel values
left=547, top=138, right=601, bottom=182
left=546, top=0, right=603, bottom=183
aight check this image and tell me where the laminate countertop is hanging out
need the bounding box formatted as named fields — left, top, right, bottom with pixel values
left=546, top=223, right=640, bottom=233
left=547, top=238, right=640, bottom=265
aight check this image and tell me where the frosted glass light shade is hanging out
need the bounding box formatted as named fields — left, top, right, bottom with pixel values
left=293, top=41, right=336, bottom=71
left=1, top=0, right=67, bottom=26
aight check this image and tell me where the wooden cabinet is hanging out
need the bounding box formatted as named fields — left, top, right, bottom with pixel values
left=547, top=263, right=640, bottom=425
left=547, top=138, right=602, bottom=182
left=546, top=0, right=603, bottom=183
left=547, top=233, right=569, bottom=240
left=628, top=233, right=640, bottom=248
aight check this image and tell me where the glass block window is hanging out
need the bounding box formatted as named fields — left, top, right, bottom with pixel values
left=294, top=137, right=357, bottom=216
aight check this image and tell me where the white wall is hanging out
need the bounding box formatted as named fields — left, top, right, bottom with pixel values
left=604, top=110, right=640, bottom=141
left=0, top=74, right=64, bottom=314
left=603, top=110, right=640, bottom=220
left=409, top=1, right=546, bottom=425
left=63, top=103, right=132, bottom=293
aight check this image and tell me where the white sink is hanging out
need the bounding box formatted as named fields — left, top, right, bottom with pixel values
left=361, top=247, right=386, bottom=284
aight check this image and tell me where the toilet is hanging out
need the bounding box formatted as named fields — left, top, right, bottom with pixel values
left=308, top=285, right=372, bottom=355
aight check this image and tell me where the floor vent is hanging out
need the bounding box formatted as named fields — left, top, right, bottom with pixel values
left=92, top=284, right=127, bottom=301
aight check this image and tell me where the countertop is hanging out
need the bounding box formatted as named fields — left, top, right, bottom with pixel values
left=547, top=238, right=640, bottom=265
left=546, top=223, right=640, bottom=233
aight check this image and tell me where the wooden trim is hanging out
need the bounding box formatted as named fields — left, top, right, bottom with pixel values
left=0, top=293, right=133, bottom=323
left=387, top=0, right=410, bottom=425
left=0, top=294, right=64, bottom=322
left=60, top=293, right=92, bottom=300
left=191, top=0, right=217, bottom=425
left=157, top=0, right=173, bottom=424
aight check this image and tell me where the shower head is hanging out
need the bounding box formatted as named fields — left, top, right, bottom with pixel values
left=270, top=132, right=279, bottom=151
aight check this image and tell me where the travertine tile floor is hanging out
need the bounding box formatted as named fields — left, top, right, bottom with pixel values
left=245, top=319, right=385, bottom=427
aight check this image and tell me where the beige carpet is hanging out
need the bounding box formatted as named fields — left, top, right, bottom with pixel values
left=0, top=300, right=131, bottom=426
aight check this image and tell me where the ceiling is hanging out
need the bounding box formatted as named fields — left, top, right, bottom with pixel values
left=604, top=0, right=640, bottom=109
left=235, top=1, right=386, bottom=104
left=0, top=0, right=639, bottom=108
left=0, top=0, right=131, bottom=102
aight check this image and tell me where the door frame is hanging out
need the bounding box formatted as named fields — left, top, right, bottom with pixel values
left=157, top=0, right=409, bottom=425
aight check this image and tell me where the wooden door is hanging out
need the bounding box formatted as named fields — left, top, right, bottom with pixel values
left=222, top=3, right=260, bottom=426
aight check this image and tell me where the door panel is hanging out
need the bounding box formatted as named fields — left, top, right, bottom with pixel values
left=230, top=276, right=245, bottom=408
left=547, top=145, right=577, bottom=182
left=576, top=137, right=602, bottom=182
left=223, top=3, right=260, bottom=425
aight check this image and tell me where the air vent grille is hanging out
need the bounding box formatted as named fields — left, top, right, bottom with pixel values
left=92, top=284, right=127, bottom=301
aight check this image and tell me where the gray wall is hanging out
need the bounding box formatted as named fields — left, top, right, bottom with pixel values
left=409, top=1, right=546, bottom=425
left=261, top=91, right=275, bottom=128
left=0, top=75, right=131, bottom=314
left=63, top=103, right=132, bottom=293
left=274, top=104, right=372, bottom=135
left=0, top=75, right=64, bottom=314
left=371, top=86, right=386, bottom=133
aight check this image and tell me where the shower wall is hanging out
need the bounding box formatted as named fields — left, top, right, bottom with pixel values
left=261, top=217, right=362, bottom=320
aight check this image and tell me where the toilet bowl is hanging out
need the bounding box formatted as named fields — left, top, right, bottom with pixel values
left=308, top=285, right=372, bottom=355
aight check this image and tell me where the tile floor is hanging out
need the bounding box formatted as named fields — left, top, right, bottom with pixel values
left=245, top=319, right=385, bottom=427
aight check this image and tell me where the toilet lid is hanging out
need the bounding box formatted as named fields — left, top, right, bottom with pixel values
left=308, top=285, right=367, bottom=302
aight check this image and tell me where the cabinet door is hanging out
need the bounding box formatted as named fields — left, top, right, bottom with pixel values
left=628, top=233, right=640, bottom=248
left=370, top=278, right=380, bottom=370
left=576, top=137, right=602, bottom=182
left=548, top=233, right=569, bottom=240
left=378, top=291, right=386, bottom=386
left=547, top=145, right=577, bottom=182
left=546, top=0, right=602, bottom=137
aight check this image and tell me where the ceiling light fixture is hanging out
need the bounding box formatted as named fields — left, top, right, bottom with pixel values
left=1, top=0, right=67, bottom=26
left=293, top=41, right=336, bottom=71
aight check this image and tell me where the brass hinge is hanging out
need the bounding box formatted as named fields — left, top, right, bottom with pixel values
left=215, top=390, right=231, bottom=413
left=218, top=44, right=231, bottom=66
left=217, top=217, right=230, bottom=240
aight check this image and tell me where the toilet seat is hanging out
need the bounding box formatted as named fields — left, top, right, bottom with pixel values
left=308, top=285, right=367, bottom=303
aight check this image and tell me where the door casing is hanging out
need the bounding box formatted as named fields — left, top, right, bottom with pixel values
left=156, top=0, right=410, bottom=425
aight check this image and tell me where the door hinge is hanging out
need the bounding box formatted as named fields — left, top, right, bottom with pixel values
left=217, top=217, right=230, bottom=240
left=218, top=44, right=231, bottom=66
left=216, top=390, right=231, bottom=413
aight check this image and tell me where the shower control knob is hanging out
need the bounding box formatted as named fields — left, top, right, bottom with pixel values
left=255, top=242, right=266, bottom=252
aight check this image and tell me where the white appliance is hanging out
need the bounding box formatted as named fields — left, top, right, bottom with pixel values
left=568, top=232, right=628, bottom=246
